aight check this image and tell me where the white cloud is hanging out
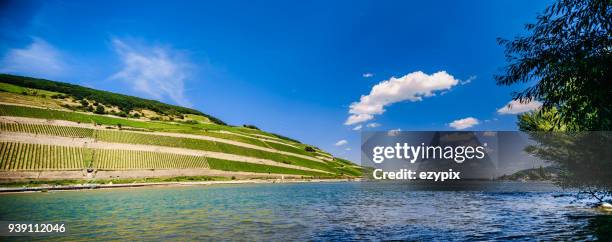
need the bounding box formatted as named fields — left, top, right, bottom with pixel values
left=362, top=73, right=374, bottom=78
left=110, top=38, right=193, bottom=107
left=449, top=117, right=479, bottom=130
left=352, top=125, right=362, bottom=131
left=460, top=75, right=476, bottom=85
left=345, top=113, right=373, bottom=125
left=335, top=139, right=348, bottom=146
left=0, top=38, right=65, bottom=78
left=366, top=122, right=381, bottom=128
left=387, top=128, right=401, bottom=136
left=497, top=100, right=542, bottom=114
left=345, top=147, right=352, bottom=151
left=345, top=71, right=460, bottom=125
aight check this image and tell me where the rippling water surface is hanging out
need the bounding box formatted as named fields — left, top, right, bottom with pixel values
left=0, top=181, right=610, bottom=241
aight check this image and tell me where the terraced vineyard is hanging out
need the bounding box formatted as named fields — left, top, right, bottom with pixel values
left=0, top=121, right=347, bottom=173
left=0, top=77, right=362, bottom=180
left=95, top=130, right=220, bottom=151
left=206, top=157, right=327, bottom=177
left=0, top=123, right=357, bottom=176
left=93, top=149, right=209, bottom=170
left=0, top=104, right=306, bottom=148
left=0, top=142, right=85, bottom=170
left=0, top=141, right=332, bottom=176
left=94, top=130, right=341, bottom=173
left=0, top=104, right=174, bottom=131
left=263, top=141, right=313, bottom=156
left=0, top=104, right=295, bottom=142
left=0, top=123, right=94, bottom=137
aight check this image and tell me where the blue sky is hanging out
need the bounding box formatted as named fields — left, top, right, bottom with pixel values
left=0, top=0, right=552, bottom=162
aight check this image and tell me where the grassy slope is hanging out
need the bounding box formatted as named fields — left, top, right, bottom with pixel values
left=0, top=80, right=309, bottom=148
left=0, top=106, right=360, bottom=176
left=0, top=74, right=220, bottom=122
left=0, top=114, right=336, bottom=170
left=0, top=76, right=362, bottom=178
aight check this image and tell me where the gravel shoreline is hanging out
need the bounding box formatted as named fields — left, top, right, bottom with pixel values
left=0, top=178, right=360, bottom=194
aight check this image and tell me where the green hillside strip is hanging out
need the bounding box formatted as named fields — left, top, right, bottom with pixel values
left=206, top=157, right=328, bottom=177
left=0, top=118, right=328, bottom=170
left=263, top=141, right=314, bottom=157
left=0, top=141, right=328, bottom=176
left=0, top=104, right=176, bottom=130
left=0, top=104, right=315, bottom=156
left=95, top=130, right=341, bottom=174
left=0, top=82, right=28, bottom=93
left=0, top=104, right=245, bottom=140
left=179, top=130, right=270, bottom=148
left=0, top=74, right=307, bottom=145
left=0, top=142, right=85, bottom=170
left=335, top=157, right=358, bottom=166
left=0, top=82, right=61, bottom=96
left=0, top=104, right=359, bottom=175
left=0, top=123, right=95, bottom=138
left=96, top=129, right=219, bottom=151
left=334, top=166, right=363, bottom=177
left=93, top=149, right=209, bottom=170
left=0, top=141, right=330, bottom=176
left=0, top=74, right=225, bottom=124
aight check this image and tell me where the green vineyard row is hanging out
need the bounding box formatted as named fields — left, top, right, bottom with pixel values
left=0, top=122, right=317, bottom=160
left=0, top=142, right=329, bottom=176
left=0, top=104, right=318, bottom=157
left=0, top=142, right=84, bottom=170
left=0, top=122, right=94, bottom=137
left=93, top=149, right=209, bottom=170
left=94, top=130, right=341, bottom=174
left=0, top=122, right=340, bottom=174
left=0, top=104, right=298, bottom=145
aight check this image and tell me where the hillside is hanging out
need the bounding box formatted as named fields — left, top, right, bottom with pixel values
left=0, top=75, right=362, bottom=185
left=497, top=166, right=560, bottom=181
left=0, top=74, right=225, bottom=124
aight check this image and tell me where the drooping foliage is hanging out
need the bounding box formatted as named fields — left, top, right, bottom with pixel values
left=502, top=0, right=612, bottom=202
left=496, top=0, right=611, bottom=131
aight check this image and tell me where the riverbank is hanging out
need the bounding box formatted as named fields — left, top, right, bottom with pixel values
left=0, top=177, right=360, bottom=194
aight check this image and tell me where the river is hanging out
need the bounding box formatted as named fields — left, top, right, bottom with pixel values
left=0, top=181, right=610, bottom=241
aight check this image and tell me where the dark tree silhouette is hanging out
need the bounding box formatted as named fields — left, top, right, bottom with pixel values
left=496, top=0, right=611, bottom=131
left=500, top=0, right=612, bottom=202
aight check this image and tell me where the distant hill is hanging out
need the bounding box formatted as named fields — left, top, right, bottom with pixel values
left=498, top=165, right=560, bottom=181
left=0, top=74, right=226, bottom=125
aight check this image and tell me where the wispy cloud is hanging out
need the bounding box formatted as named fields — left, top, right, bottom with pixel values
left=362, top=73, right=374, bottom=78
left=352, top=125, right=362, bottom=131
left=335, top=139, right=348, bottom=146
left=110, top=38, right=193, bottom=107
left=0, top=38, right=65, bottom=78
left=345, top=71, right=461, bottom=125
left=460, top=75, right=476, bottom=85
left=449, top=117, right=479, bottom=130
left=497, top=100, right=542, bottom=114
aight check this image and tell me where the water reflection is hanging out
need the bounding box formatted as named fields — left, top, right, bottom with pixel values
left=0, top=182, right=610, bottom=241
